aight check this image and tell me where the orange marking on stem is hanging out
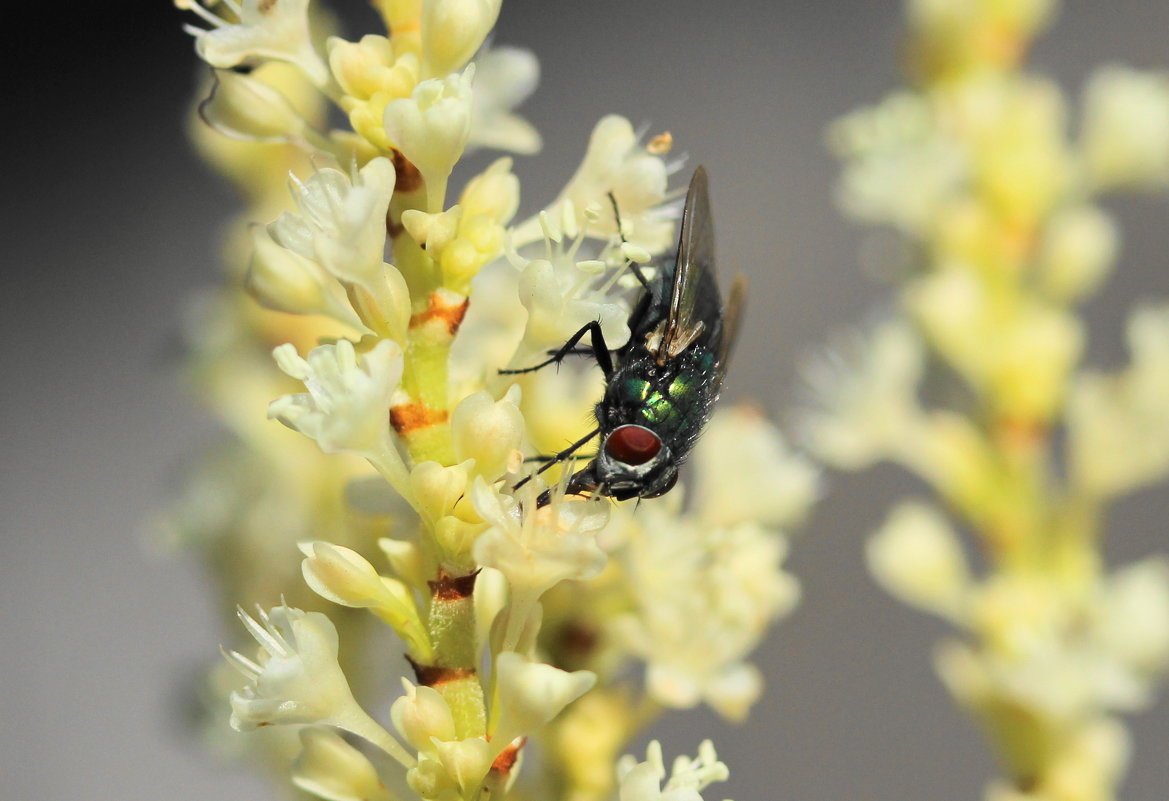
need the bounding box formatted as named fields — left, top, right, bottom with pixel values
left=410, top=292, right=469, bottom=335
left=390, top=402, right=449, bottom=436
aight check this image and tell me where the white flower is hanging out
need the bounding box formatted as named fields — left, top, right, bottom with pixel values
left=247, top=224, right=363, bottom=326
left=828, top=91, right=965, bottom=235
left=491, top=652, right=596, bottom=748
left=1081, top=65, right=1169, bottom=190
left=616, top=741, right=730, bottom=801
left=269, top=339, right=403, bottom=458
left=507, top=204, right=631, bottom=357
left=299, top=540, right=431, bottom=659
left=471, top=476, right=609, bottom=604
left=867, top=501, right=971, bottom=621
left=179, top=0, right=328, bottom=86
left=451, top=387, right=525, bottom=480
left=384, top=66, right=476, bottom=210
left=292, top=726, right=393, bottom=801
left=223, top=605, right=411, bottom=765
left=693, top=405, right=819, bottom=530
left=421, top=0, right=501, bottom=78
left=1036, top=204, right=1118, bottom=302
left=1068, top=305, right=1169, bottom=498
left=801, top=319, right=925, bottom=469
left=513, top=115, right=675, bottom=253
left=390, top=680, right=457, bottom=751
left=268, top=158, right=409, bottom=340
left=611, top=499, right=798, bottom=721
left=197, top=67, right=317, bottom=144
left=468, top=47, right=541, bottom=155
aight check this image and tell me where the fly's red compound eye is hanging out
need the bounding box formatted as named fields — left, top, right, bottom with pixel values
left=604, top=425, right=662, bottom=466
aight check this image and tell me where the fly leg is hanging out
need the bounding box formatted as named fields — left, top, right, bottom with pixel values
left=498, top=321, right=615, bottom=377
left=512, top=427, right=601, bottom=493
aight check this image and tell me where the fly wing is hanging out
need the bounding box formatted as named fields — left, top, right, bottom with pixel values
left=716, top=273, right=747, bottom=381
left=659, top=166, right=716, bottom=357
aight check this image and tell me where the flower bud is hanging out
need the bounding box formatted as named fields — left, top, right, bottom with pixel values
left=421, top=0, right=501, bottom=77
left=390, top=680, right=457, bottom=751
left=1037, top=205, right=1117, bottom=302
left=451, top=387, right=524, bottom=480
left=460, top=158, right=520, bottom=224
left=867, top=501, right=971, bottom=620
left=200, top=68, right=309, bottom=142
left=292, top=727, right=391, bottom=801
left=247, top=224, right=332, bottom=315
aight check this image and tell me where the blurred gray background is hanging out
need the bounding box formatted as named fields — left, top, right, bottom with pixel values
left=3, top=0, right=1168, bottom=798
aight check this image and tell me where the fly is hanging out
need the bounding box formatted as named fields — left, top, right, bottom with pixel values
left=502, top=166, right=746, bottom=506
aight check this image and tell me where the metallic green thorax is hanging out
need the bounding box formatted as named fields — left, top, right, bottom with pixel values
left=602, top=347, right=720, bottom=451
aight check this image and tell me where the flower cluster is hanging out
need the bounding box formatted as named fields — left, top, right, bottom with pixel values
left=811, top=2, right=1169, bottom=799
left=171, top=1, right=814, bottom=800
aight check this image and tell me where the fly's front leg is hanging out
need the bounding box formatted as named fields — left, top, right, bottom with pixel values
left=499, top=321, right=615, bottom=377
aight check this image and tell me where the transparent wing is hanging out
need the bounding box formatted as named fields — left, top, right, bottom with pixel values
left=716, top=273, right=747, bottom=381
left=660, top=166, right=716, bottom=355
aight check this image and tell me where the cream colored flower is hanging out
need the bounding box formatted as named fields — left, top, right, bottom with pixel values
left=269, top=339, right=403, bottom=458
left=802, top=319, right=925, bottom=469
left=471, top=477, right=609, bottom=603
left=390, top=680, right=458, bottom=752
left=224, top=605, right=411, bottom=765
left=867, top=501, right=971, bottom=621
left=1068, top=305, right=1169, bottom=498
left=693, top=405, right=819, bottom=530
left=611, top=498, right=798, bottom=721
left=179, top=0, right=328, bottom=86
left=384, top=66, right=476, bottom=210
left=247, top=224, right=363, bottom=326
left=507, top=203, right=631, bottom=359
left=451, top=387, right=524, bottom=480
left=513, top=115, right=674, bottom=253
left=299, top=540, right=431, bottom=658
left=828, top=91, right=964, bottom=235
left=1036, top=204, right=1118, bottom=303
left=491, top=652, right=596, bottom=748
left=616, top=740, right=730, bottom=801
left=198, top=67, right=318, bottom=144
left=292, top=726, right=393, bottom=801
left=269, top=158, right=409, bottom=340
left=420, top=0, right=501, bottom=78
left=1081, top=65, right=1169, bottom=190
left=468, top=47, right=541, bottom=155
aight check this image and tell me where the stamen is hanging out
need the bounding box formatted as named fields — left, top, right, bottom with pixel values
left=185, top=0, right=229, bottom=29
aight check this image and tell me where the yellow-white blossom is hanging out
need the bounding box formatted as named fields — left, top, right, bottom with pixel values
left=611, top=495, right=799, bottom=721
left=1068, top=305, right=1169, bottom=498
left=514, top=115, right=674, bottom=253
left=1081, top=65, right=1169, bottom=190
left=299, top=540, right=431, bottom=658
left=616, top=740, right=730, bottom=801
left=268, top=158, right=409, bottom=340
left=198, top=67, right=319, bottom=144
left=491, top=652, right=596, bottom=748
left=179, top=0, right=329, bottom=86
left=507, top=204, right=631, bottom=358
left=828, top=91, right=964, bottom=235
left=802, top=319, right=925, bottom=469
left=471, top=477, right=609, bottom=603
left=468, top=47, right=541, bottom=155
left=247, top=224, right=363, bottom=325
left=693, top=405, right=819, bottom=530
left=384, top=66, right=476, bottom=210
left=1036, top=205, right=1118, bottom=303
left=867, top=501, right=972, bottom=621
left=292, top=726, right=394, bottom=801
left=421, top=0, right=501, bottom=78
left=269, top=339, right=403, bottom=458
left=224, top=605, right=412, bottom=765
left=451, top=387, right=524, bottom=480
